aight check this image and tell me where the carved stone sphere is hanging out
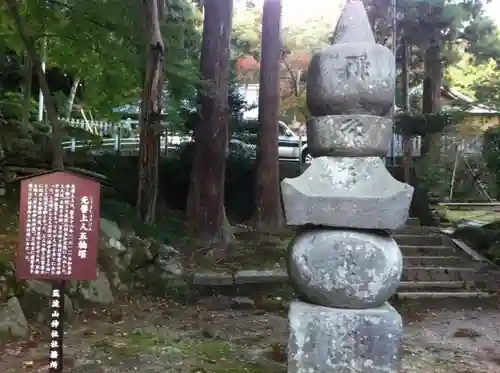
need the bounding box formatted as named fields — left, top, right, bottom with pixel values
left=288, top=229, right=402, bottom=309
left=306, top=43, right=395, bottom=117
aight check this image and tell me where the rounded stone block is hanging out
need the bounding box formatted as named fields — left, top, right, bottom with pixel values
left=306, top=114, right=392, bottom=157
left=306, top=43, right=395, bottom=117
left=288, top=229, right=402, bottom=308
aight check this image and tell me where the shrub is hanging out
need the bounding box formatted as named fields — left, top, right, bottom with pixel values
left=452, top=224, right=500, bottom=265
left=80, top=142, right=256, bottom=222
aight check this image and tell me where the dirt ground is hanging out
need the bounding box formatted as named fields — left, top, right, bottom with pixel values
left=2, top=296, right=500, bottom=373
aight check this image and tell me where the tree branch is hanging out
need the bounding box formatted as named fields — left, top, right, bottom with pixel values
left=281, top=58, right=299, bottom=96
left=5, top=0, right=64, bottom=169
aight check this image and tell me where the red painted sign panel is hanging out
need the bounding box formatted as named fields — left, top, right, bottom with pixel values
left=16, top=171, right=100, bottom=281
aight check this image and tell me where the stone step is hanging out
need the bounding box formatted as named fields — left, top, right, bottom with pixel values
left=400, top=245, right=456, bottom=257
left=406, top=217, right=420, bottom=226
left=394, top=226, right=441, bottom=234
left=398, top=280, right=468, bottom=291
left=393, top=234, right=443, bottom=246
left=402, top=267, right=475, bottom=282
left=403, top=256, right=467, bottom=267
left=396, top=291, right=493, bottom=299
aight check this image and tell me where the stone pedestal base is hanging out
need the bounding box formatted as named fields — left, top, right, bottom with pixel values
left=288, top=300, right=402, bottom=373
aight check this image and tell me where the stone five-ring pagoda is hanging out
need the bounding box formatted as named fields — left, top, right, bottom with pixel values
left=281, top=1, right=414, bottom=372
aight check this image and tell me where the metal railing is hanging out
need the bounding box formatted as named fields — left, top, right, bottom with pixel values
left=63, top=118, right=484, bottom=157
left=61, top=134, right=190, bottom=154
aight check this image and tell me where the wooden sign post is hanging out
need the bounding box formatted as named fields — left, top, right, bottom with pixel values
left=16, top=171, right=100, bottom=373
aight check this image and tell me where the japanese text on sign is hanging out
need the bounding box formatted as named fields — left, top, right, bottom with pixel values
left=25, top=184, right=75, bottom=277
left=17, top=171, right=101, bottom=281
left=77, top=196, right=93, bottom=259
left=49, top=288, right=63, bottom=371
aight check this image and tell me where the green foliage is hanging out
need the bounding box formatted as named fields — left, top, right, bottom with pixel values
left=482, top=126, right=500, bottom=197
left=445, top=52, right=500, bottom=107
left=393, top=111, right=463, bottom=136
left=365, top=0, right=489, bottom=89
left=415, top=152, right=494, bottom=201
left=463, top=15, right=500, bottom=64
left=415, top=155, right=449, bottom=197
left=78, top=144, right=256, bottom=223
left=0, top=0, right=203, bottom=117
left=453, top=225, right=500, bottom=265
left=0, top=91, right=37, bottom=121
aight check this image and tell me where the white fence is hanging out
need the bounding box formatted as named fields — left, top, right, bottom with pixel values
left=388, top=135, right=483, bottom=157
left=62, top=118, right=484, bottom=157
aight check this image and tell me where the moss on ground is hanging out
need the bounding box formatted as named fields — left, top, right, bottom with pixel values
left=442, top=208, right=500, bottom=224
left=89, top=327, right=284, bottom=373
left=189, top=231, right=293, bottom=272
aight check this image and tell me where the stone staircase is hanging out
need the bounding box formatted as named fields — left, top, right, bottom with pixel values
left=394, top=218, right=499, bottom=299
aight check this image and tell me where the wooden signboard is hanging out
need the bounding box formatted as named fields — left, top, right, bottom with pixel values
left=16, top=171, right=101, bottom=373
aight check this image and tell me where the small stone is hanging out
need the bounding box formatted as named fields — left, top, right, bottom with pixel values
left=21, top=280, right=73, bottom=319
left=0, top=297, right=29, bottom=338
left=80, top=270, right=114, bottom=304
left=288, top=229, right=402, bottom=308
left=288, top=300, right=402, bottom=373
left=107, top=237, right=127, bottom=253
left=306, top=115, right=393, bottom=157
left=231, top=296, right=256, bottom=310
left=234, top=269, right=288, bottom=284
left=281, top=157, right=413, bottom=230
left=193, top=272, right=234, bottom=286
left=157, top=245, right=183, bottom=277
left=453, top=328, right=482, bottom=339
left=100, top=218, right=122, bottom=240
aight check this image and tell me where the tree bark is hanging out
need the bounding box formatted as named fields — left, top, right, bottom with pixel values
left=22, top=52, right=32, bottom=127
left=254, top=0, right=284, bottom=232
left=401, top=37, right=412, bottom=183
left=136, top=0, right=165, bottom=224
left=421, top=35, right=442, bottom=159
left=65, top=76, right=80, bottom=122
left=5, top=0, right=64, bottom=170
left=186, top=0, right=234, bottom=251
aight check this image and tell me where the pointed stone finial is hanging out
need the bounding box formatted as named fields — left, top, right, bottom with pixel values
left=306, top=0, right=395, bottom=118
left=332, top=0, right=375, bottom=44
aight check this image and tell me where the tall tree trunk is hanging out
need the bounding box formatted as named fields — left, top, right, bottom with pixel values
left=22, top=52, right=32, bottom=127
left=420, top=35, right=442, bottom=159
left=254, top=0, right=284, bottom=232
left=5, top=0, right=64, bottom=170
left=401, top=37, right=412, bottom=183
left=136, top=0, right=165, bottom=224
left=186, top=0, right=234, bottom=252
left=65, top=76, right=80, bottom=122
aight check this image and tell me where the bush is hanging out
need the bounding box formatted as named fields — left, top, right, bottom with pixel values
left=483, top=127, right=500, bottom=199
left=452, top=224, right=500, bottom=265
left=416, top=153, right=495, bottom=202
left=79, top=141, right=256, bottom=223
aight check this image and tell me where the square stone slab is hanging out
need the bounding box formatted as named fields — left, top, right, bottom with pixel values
left=281, top=156, right=413, bottom=230
left=288, top=300, right=402, bottom=373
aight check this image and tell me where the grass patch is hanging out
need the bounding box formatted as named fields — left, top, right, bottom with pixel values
left=0, top=186, right=22, bottom=265
left=443, top=209, right=500, bottom=223
left=90, top=327, right=280, bottom=373
left=189, top=230, right=294, bottom=272
left=100, top=198, right=188, bottom=244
